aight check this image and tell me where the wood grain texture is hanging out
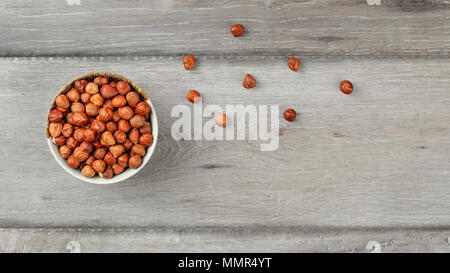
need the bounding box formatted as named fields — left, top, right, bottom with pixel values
left=2, top=228, right=450, bottom=252
left=0, top=56, right=449, bottom=229
left=0, top=0, right=449, bottom=57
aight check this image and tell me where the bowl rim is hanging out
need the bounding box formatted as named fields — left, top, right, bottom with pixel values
left=46, top=72, right=158, bottom=184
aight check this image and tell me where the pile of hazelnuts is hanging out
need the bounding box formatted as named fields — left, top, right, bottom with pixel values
left=182, top=24, right=354, bottom=125
left=48, top=76, right=153, bottom=179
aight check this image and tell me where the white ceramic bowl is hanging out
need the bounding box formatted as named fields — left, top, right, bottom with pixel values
left=47, top=72, right=158, bottom=184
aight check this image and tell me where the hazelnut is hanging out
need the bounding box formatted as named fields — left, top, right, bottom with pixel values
left=82, top=128, right=96, bottom=143
left=116, top=81, right=131, bottom=95
left=98, top=107, right=113, bottom=122
left=53, top=135, right=66, bottom=146
left=85, top=82, right=99, bottom=94
left=230, top=24, right=245, bottom=37
left=126, top=92, right=141, bottom=108
left=130, top=115, right=145, bottom=128
left=92, top=159, right=106, bottom=173
left=118, top=119, right=131, bottom=133
left=93, top=148, right=106, bottom=159
left=187, top=90, right=201, bottom=103
left=123, top=139, right=133, bottom=150
left=57, top=107, right=69, bottom=115
left=139, top=122, right=152, bottom=135
left=71, top=102, right=85, bottom=113
left=73, top=128, right=85, bottom=142
left=112, top=95, right=126, bottom=108
left=66, top=137, right=78, bottom=149
left=59, top=145, right=72, bottom=159
left=94, top=76, right=109, bottom=86
left=112, top=110, right=121, bottom=122
left=49, top=122, right=63, bottom=137
left=74, top=147, right=89, bottom=162
left=109, top=144, right=125, bottom=158
left=81, top=165, right=96, bottom=178
left=118, top=106, right=134, bottom=120
left=118, top=153, right=129, bottom=167
left=80, top=92, right=91, bottom=104
left=283, top=109, right=296, bottom=122
left=62, top=123, right=73, bottom=138
left=104, top=152, right=116, bottom=166
left=112, top=164, right=125, bottom=175
left=340, top=80, right=353, bottom=94
left=55, top=94, right=70, bottom=109
left=104, top=99, right=114, bottom=110
left=110, top=81, right=117, bottom=88
left=100, top=84, right=118, bottom=99
left=66, top=88, right=80, bottom=102
left=128, top=155, right=143, bottom=169
left=48, top=109, right=63, bottom=122
left=74, top=79, right=88, bottom=92
left=139, top=133, right=153, bottom=147
left=129, top=128, right=140, bottom=144
left=135, top=101, right=151, bottom=116
left=114, top=130, right=127, bottom=144
left=93, top=138, right=103, bottom=149
left=90, top=93, right=104, bottom=107
left=215, top=114, right=227, bottom=127
left=85, top=103, right=99, bottom=116
left=72, top=112, right=89, bottom=126
left=243, top=74, right=256, bottom=89
left=106, top=122, right=117, bottom=133
left=288, top=57, right=300, bottom=72
left=85, top=155, right=95, bottom=166
left=80, top=142, right=93, bottom=154
left=99, top=166, right=113, bottom=179
left=90, top=119, right=105, bottom=132
left=67, top=155, right=80, bottom=169
left=183, top=55, right=196, bottom=70
left=100, top=131, right=116, bottom=146
left=131, top=144, right=146, bottom=157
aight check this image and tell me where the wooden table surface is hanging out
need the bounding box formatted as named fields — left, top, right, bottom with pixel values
left=1, top=0, right=450, bottom=252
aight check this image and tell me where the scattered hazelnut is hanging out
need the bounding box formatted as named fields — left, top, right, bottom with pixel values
left=100, top=131, right=116, bottom=146
left=85, top=155, right=95, bottom=166
left=85, top=82, right=99, bottom=95
left=104, top=152, right=116, bottom=166
left=230, top=24, right=245, bottom=37
left=129, top=128, right=140, bottom=144
left=92, top=159, right=106, bottom=173
left=81, top=165, right=96, bottom=178
left=74, top=147, right=90, bottom=162
left=183, top=55, right=196, bottom=70
left=215, top=114, right=227, bottom=127
left=98, top=107, right=113, bottom=122
left=187, top=90, right=201, bottom=103
left=49, top=122, right=63, bottom=137
left=66, top=88, right=80, bottom=102
left=243, top=74, right=256, bottom=89
left=112, top=95, right=127, bottom=108
left=48, top=109, right=63, bottom=123
left=79, top=142, right=93, bottom=154
left=53, top=135, right=66, bottom=146
left=118, top=106, right=134, bottom=120
left=131, top=144, right=146, bottom=157
left=106, top=121, right=118, bottom=133
left=90, top=93, right=104, bottom=107
left=93, top=148, right=106, bottom=159
left=112, top=164, right=125, bottom=175
left=72, top=112, right=89, bottom=126
left=135, top=101, right=151, bottom=116
left=94, top=76, right=109, bottom=86
left=59, top=145, right=72, bottom=159
left=104, top=99, right=114, bottom=110
left=114, top=130, right=127, bottom=144
left=100, top=84, right=118, bottom=99
left=74, top=79, right=88, bottom=92
left=139, top=122, right=152, bottom=135
left=128, top=155, right=143, bottom=169
left=90, top=119, right=105, bottom=132
left=67, top=155, right=80, bottom=169
left=283, top=109, right=296, bottom=122
left=126, top=92, right=141, bottom=108
left=118, top=153, right=129, bottom=167
left=55, top=94, right=70, bottom=109
left=130, top=115, right=145, bottom=128
left=116, top=81, right=131, bottom=95
left=123, top=139, right=133, bottom=150
left=139, top=133, right=153, bottom=147
left=340, top=80, right=353, bottom=94
left=71, top=102, right=85, bottom=113
left=85, top=103, right=99, bottom=116
left=109, top=144, right=125, bottom=158
left=118, top=119, right=131, bottom=133
left=73, top=128, right=85, bottom=142
left=62, top=123, right=73, bottom=138
left=99, top=166, right=113, bottom=179
left=82, top=128, right=96, bottom=143
left=288, top=57, right=300, bottom=72
left=112, top=111, right=121, bottom=122
left=66, top=137, right=78, bottom=150
left=80, top=92, right=91, bottom=104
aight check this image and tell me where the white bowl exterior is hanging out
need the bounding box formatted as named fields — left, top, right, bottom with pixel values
left=47, top=98, right=158, bottom=185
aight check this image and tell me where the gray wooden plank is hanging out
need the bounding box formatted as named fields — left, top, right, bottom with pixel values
left=1, top=228, right=450, bottom=252
left=0, top=0, right=449, bottom=57
left=0, top=56, right=449, bottom=228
